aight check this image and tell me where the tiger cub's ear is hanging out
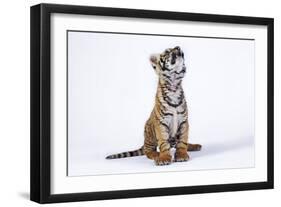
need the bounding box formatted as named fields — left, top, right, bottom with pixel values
left=149, top=54, right=159, bottom=70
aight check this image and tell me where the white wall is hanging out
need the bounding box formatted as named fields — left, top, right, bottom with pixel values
left=0, top=0, right=279, bottom=206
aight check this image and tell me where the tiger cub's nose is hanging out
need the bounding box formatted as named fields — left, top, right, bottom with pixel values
left=174, top=46, right=183, bottom=57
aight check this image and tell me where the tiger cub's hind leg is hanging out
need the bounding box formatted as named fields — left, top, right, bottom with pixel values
left=144, top=122, right=159, bottom=160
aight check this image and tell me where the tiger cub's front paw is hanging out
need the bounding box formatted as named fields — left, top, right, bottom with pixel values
left=175, top=148, right=190, bottom=162
left=155, top=152, right=172, bottom=166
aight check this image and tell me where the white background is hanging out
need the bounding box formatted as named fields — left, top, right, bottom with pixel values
left=68, top=31, right=255, bottom=176
left=0, top=0, right=280, bottom=206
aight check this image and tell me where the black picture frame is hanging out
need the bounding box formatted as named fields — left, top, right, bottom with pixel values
left=30, top=3, right=274, bottom=204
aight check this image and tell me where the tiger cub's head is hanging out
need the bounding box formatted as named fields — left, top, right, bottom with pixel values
left=150, top=46, right=186, bottom=85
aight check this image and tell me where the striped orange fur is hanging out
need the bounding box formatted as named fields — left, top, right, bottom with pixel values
left=106, top=46, right=201, bottom=165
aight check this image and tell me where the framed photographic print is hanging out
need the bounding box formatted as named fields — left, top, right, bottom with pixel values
left=30, top=3, right=274, bottom=203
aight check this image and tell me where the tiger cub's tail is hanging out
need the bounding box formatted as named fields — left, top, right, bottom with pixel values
left=106, top=146, right=144, bottom=159
left=187, top=143, right=202, bottom=151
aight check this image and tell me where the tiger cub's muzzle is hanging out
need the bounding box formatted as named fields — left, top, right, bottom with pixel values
left=171, top=46, right=184, bottom=65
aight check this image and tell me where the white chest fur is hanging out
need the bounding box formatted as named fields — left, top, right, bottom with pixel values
left=171, top=108, right=178, bottom=137
left=161, top=104, right=186, bottom=137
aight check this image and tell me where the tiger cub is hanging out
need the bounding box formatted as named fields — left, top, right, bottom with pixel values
left=106, top=46, right=201, bottom=165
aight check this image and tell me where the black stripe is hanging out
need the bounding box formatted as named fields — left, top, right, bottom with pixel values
left=174, top=66, right=186, bottom=75
left=159, top=108, right=173, bottom=116
left=178, top=120, right=187, bottom=130
left=176, top=75, right=184, bottom=80
left=164, top=97, right=183, bottom=108
left=159, top=142, right=166, bottom=150
left=145, top=143, right=155, bottom=148
left=162, top=73, right=172, bottom=81
left=159, top=121, right=169, bottom=130
left=174, top=69, right=186, bottom=75
left=159, top=142, right=170, bottom=152
left=161, top=65, right=170, bottom=72
left=145, top=139, right=155, bottom=147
